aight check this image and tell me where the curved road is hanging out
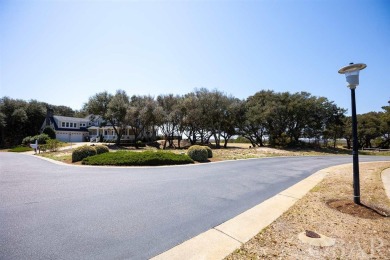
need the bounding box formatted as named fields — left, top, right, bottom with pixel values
left=1, top=153, right=389, bottom=259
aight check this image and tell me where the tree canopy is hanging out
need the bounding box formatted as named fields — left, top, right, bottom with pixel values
left=1, top=91, right=388, bottom=149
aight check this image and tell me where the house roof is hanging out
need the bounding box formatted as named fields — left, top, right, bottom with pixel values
left=53, top=115, right=90, bottom=122
left=49, top=116, right=89, bottom=132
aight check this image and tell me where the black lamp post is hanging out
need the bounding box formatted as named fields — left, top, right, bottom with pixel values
left=338, top=62, right=366, bottom=205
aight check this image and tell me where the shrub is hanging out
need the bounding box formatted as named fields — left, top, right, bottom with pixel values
left=22, top=134, right=50, bottom=145
left=45, top=139, right=60, bottom=152
left=22, top=136, right=32, bottom=145
left=187, top=145, right=208, bottom=162
left=31, top=134, right=50, bottom=144
left=42, top=126, right=56, bottom=139
left=72, top=145, right=97, bottom=162
left=95, top=145, right=109, bottom=154
left=82, top=151, right=194, bottom=166
left=203, top=146, right=213, bottom=158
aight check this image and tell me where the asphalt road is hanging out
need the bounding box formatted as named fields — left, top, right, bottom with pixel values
left=1, top=153, right=389, bottom=259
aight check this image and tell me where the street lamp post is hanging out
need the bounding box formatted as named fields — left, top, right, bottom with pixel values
left=338, top=62, right=367, bottom=205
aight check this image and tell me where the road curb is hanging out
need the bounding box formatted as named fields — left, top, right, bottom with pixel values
left=151, top=163, right=349, bottom=260
left=382, top=168, right=390, bottom=199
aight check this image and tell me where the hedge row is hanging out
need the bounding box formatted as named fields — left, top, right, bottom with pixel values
left=82, top=151, right=194, bottom=166
left=72, top=145, right=109, bottom=162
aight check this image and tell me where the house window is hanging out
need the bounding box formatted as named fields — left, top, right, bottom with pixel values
left=66, top=122, right=69, bottom=127
left=61, top=122, right=65, bottom=127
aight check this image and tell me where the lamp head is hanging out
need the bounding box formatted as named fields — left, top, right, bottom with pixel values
left=338, top=63, right=366, bottom=89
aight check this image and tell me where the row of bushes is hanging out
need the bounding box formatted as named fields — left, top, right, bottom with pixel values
left=72, top=144, right=213, bottom=165
left=22, top=134, right=51, bottom=145
left=82, top=150, right=194, bottom=166
left=72, top=145, right=110, bottom=162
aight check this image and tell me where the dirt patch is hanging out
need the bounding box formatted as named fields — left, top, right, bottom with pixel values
left=327, top=199, right=384, bottom=219
left=256, top=147, right=290, bottom=154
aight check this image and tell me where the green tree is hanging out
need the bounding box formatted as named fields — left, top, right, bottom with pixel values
left=219, top=97, right=243, bottom=148
left=85, top=91, right=124, bottom=143
left=379, top=104, right=390, bottom=148
left=107, top=90, right=130, bottom=145
left=43, top=126, right=56, bottom=139
left=127, top=95, right=158, bottom=147
left=156, top=94, right=183, bottom=149
left=357, top=112, right=381, bottom=148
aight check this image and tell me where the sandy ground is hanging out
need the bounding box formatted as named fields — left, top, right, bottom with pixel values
left=225, top=162, right=390, bottom=259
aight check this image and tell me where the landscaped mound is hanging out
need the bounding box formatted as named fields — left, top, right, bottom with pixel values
left=82, top=150, right=194, bottom=166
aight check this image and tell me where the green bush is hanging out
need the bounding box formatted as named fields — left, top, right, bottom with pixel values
left=82, top=150, right=194, bottom=166
left=203, top=146, right=213, bottom=158
left=44, top=139, right=60, bottom=152
left=26, top=134, right=50, bottom=144
left=95, top=145, right=109, bottom=154
left=22, top=136, right=32, bottom=145
left=187, top=145, right=209, bottom=162
left=42, top=126, right=56, bottom=139
left=72, top=145, right=97, bottom=162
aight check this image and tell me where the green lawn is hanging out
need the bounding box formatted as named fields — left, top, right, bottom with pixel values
left=8, top=146, right=33, bottom=152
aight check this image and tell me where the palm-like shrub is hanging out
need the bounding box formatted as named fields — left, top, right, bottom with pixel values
left=187, top=145, right=208, bottom=162
left=72, top=145, right=97, bottom=162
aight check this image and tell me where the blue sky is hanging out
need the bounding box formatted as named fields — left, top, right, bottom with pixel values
left=1, top=0, right=389, bottom=114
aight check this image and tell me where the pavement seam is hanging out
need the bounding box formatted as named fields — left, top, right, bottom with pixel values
left=213, top=227, right=244, bottom=244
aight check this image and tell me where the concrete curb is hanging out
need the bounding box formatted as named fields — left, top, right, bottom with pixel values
left=381, top=168, right=390, bottom=199
left=152, top=164, right=345, bottom=260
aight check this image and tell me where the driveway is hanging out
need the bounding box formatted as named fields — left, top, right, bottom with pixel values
left=1, top=153, right=389, bottom=259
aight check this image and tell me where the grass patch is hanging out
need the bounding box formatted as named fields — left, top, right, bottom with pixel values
left=82, top=150, right=194, bottom=166
left=39, top=152, right=72, bottom=163
left=8, top=146, right=33, bottom=152
left=360, top=150, right=390, bottom=156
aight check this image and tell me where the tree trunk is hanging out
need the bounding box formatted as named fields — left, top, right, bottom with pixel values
left=346, top=138, right=351, bottom=149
